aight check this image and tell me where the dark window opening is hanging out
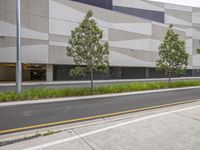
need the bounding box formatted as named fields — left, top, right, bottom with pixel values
left=72, top=0, right=113, bottom=10
left=113, top=6, right=165, bottom=23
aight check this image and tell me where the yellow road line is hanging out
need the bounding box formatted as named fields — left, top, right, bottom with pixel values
left=0, top=99, right=199, bottom=134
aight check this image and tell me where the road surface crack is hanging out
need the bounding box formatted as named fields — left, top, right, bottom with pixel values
left=72, top=129, right=96, bottom=150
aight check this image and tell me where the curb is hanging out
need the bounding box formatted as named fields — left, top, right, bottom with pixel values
left=1, top=86, right=200, bottom=107
left=0, top=77, right=200, bottom=87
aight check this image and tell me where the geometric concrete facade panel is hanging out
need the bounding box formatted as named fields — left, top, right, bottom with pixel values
left=165, top=14, right=192, bottom=26
left=165, top=3, right=192, bottom=12
left=49, top=46, right=74, bottom=65
left=109, top=50, right=155, bottom=67
left=0, top=21, right=48, bottom=40
left=113, top=6, right=164, bottom=23
left=109, top=39, right=153, bottom=52
left=50, top=0, right=85, bottom=22
left=109, top=29, right=150, bottom=41
left=0, top=45, right=48, bottom=63
left=109, top=23, right=152, bottom=36
left=49, top=18, right=78, bottom=36
left=110, top=47, right=158, bottom=63
left=0, top=0, right=200, bottom=72
left=21, top=45, right=49, bottom=63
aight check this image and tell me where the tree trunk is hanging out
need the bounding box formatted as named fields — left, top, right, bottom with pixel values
left=90, top=70, right=94, bottom=94
left=168, top=71, right=171, bottom=83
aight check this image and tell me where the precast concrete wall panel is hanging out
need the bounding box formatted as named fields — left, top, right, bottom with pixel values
left=0, top=0, right=200, bottom=79
left=0, top=0, right=49, bottom=64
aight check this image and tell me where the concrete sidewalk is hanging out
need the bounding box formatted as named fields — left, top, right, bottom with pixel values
left=1, top=101, right=200, bottom=150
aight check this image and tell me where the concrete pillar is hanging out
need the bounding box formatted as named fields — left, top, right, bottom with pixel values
left=145, top=67, right=149, bottom=78
left=46, top=64, right=53, bottom=82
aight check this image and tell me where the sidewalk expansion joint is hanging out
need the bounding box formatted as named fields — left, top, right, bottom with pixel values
left=72, top=129, right=96, bottom=150
left=176, top=113, right=200, bottom=123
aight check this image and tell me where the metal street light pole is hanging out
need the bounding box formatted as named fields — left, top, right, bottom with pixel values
left=16, top=0, right=22, bottom=93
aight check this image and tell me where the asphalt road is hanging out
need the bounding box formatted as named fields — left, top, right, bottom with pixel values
left=0, top=88, right=200, bottom=134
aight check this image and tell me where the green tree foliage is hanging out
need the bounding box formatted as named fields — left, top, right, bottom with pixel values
left=156, top=24, right=189, bottom=82
left=197, top=48, right=200, bottom=54
left=197, top=40, right=200, bottom=54
left=66, top=10, right=109, bottom=93
left=69, top=67, right=87, bottom=80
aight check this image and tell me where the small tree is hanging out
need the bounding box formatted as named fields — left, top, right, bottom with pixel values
left=156, top=24, right=189, bottom=82
left=66, top=10, right=109, bottom=93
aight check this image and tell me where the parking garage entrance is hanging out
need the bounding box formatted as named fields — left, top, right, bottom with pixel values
left=0, top=63, right=46, bottom=81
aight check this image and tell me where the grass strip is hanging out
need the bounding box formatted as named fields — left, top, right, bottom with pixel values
left=0, top=80, right=200, bottom=102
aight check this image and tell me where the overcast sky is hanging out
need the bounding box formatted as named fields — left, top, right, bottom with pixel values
left=148, top=0, right=200, bottom=7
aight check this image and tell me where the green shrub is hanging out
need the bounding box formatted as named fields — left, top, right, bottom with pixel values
left=0, top=80, right=200, bottom=102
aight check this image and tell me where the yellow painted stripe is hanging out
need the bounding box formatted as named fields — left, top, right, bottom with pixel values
left=0, top=99, right=198, bottom=134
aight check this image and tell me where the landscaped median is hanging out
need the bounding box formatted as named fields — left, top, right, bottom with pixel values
left=0, top=80, right=200, bottom=102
